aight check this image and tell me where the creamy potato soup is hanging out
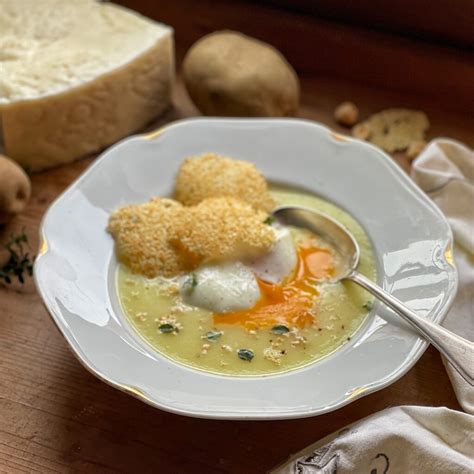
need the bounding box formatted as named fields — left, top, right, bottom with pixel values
left=116, top=188, right=377, bottom=376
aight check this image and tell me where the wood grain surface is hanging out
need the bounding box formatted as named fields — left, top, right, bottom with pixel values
left=264, top=0, right=474, bottom=48
left=117, top=0, right=474, bottom=110
left=1, top=2, right=473, bottom=472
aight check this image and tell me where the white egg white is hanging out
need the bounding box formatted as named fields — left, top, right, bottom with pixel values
left=178, top=226, right=298, bottom=313
left=179, top=261, right=260, bottom=313
left=246, top=227, right=297, bottom=284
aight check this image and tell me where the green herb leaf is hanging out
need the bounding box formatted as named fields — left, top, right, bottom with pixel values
left=182, top=273, right=198, bottom=294
left=362, top=301, right=374, bottom=311
left=238, top=348, right=254, bottom=362
left=271, top=325, right=290, bottom=335
left=204, top=330, right=222, bottom=341
left=0, top=230, right=36, bottom=285
left=263, top=216, right=275, bottom=225
left=159, top=323, right=176, bottom=334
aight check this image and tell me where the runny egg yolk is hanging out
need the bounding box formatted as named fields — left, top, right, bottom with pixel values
left=213, top=238, right=335, bottom=330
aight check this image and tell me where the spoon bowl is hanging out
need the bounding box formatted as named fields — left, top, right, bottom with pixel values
left=273, top=205, right=360, bottom=281
left=272, top=205, right=473, bottom=385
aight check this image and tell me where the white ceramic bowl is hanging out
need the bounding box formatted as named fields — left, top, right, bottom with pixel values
left=35, top=118, right=457, bottom=419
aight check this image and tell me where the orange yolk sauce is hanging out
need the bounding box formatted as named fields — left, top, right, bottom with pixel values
left=214, top=238, right=335, bottom=330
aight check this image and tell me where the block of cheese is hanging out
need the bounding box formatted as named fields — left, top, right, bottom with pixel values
left=0, top=0, right=174, bottom=170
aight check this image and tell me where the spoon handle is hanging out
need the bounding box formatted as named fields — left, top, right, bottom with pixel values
left=349, top=271, right=474, bottom=386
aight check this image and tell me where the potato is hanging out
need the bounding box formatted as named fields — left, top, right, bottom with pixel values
left=0, top=154, right=31, bottom=224
left=183, top=31, right=299, bottom=117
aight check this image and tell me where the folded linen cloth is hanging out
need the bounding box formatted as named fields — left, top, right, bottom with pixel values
left=271, top=406, right=473, bottom=473
left=411, top=139, right=474, bottom=413
left=271, top=139, right=474, bottom=473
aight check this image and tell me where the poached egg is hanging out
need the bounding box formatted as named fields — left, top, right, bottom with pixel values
left=179, top=226, right=335, bottom=329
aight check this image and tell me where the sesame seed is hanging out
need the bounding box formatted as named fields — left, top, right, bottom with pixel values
left=175, top=153, right=274, bottom=212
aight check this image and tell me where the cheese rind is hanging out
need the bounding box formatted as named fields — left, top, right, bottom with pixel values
left=0, top=0, right=174, bottom=170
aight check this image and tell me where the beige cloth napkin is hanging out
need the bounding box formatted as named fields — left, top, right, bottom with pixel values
left=271, top=139, right=474, bottom=473
left=271, top=406, right=473, bottom=473
left=411, top=139, right=474, bottom=414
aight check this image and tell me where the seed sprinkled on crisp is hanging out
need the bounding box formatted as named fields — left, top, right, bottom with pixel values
left=175, top=153, right=275, bottom=212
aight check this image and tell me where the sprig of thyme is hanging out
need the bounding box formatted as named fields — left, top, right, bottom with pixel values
left=0, top=231, right=35, bottom=284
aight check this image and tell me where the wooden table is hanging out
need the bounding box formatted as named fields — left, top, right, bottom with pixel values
left=1, top=3, right=473, bottom=472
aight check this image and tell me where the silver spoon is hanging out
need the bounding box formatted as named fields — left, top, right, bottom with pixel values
left=273, top=205, right=473, bottom=385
